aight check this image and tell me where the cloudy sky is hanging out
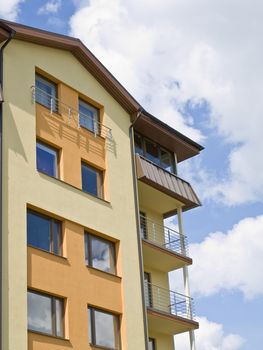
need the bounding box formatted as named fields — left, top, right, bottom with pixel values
left=1, top=0, right=262, bottom=349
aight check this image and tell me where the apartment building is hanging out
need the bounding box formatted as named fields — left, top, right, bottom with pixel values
left=0, top=20, right=203, bottom=350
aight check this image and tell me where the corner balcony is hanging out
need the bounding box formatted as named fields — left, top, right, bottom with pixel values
left=140, top=215, right=192, bottom=271
left=135, top=154, right=201, bottom=215
left=145, top=283, right=198, bottom=335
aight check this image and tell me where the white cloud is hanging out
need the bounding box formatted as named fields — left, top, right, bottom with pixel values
left=188, top=215, right=263, bottom=299
left=0, top=0, right=24, bottom=20
left=69, top=0, right=263, bottom=205
left=38, top=0, right=61, bottom=15
left=175, top=317, right=245, bottom=350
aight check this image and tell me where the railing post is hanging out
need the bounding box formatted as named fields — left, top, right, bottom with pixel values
left=152, top=222, right=156, bottom=243
left=178, top=206, right=196, bottom=350
left=68, top=108, right=71, bottom=125
left=50, top=98, right=53, bottom=114
left=77, top=113, right=80, bottom=129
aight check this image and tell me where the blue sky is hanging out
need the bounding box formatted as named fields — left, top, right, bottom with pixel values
left=1, top=1, right=262, bottom=349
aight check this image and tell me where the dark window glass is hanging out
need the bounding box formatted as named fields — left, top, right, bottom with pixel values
left=160, top=148, right=173, bottom=173
left=85, top=233, right=116, bottom=274
left=145, top=139, right=159, bottom=166
left=88, top=307, right=120, bottom=349
left=148, top=338, right=156, bottom=350
left=140, top=212, right=147, bottom=239
left=144, top=272, right=152, bottom=308
left=37, top=142, right=58, bottom=177
left=81, top=163, right=103, bottom=198
left=27, top=290, right=64, bottom=337
left=134, top=133, right=143, bottom=155
left=35, top=75, right=57, bottom=112
left=79, top=99, right=99, bottom=133
left=27, top=210, right=62, bottom=255
left=134, top=132, right=176, bottom=174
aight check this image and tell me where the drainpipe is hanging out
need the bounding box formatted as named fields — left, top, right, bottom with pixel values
left=129, top=108, right=149, bottom=350
left=0, top=24, right=16, bottom=350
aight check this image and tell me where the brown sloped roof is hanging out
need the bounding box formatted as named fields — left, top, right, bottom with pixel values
left=0, top=19, right=203, bottom=159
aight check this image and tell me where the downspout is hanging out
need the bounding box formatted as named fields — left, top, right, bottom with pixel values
left=129, top=108, right=149, bottom=350
left=0, top=25, right=15, bottom=350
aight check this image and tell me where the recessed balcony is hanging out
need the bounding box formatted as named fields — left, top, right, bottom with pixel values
left=145, top=282, right=198, bottom=335
left=135, top=154, right=201, bottom=214
left=140, top=215, right=192, bottom=271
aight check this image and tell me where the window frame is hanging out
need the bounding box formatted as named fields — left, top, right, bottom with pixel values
left=27, top=209, right=62, bottom=256
left=84, top=232, right=116, bottom=275
left=88, top=306, right=121, bottom=350
left=78, top=98, right=100, bottom=134
left=27, top=289, right=64, bottom=338
left=36, top=140, right=59, bottom=178
left=134, top=132, right=176, bottom=174
left=35, top=74, right=58, bottom=112
left=81, top=162, right=104, bottom=198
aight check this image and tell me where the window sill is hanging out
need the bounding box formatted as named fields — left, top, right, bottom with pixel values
left=90, top=343, right=119, bottom=350
left=27, top=245, right=68, bottom=260
left=28, top=329, right=70, bottom=342
left=37, top=171, right=111, bottom=205
left=86, top=265, right=122, bottom=280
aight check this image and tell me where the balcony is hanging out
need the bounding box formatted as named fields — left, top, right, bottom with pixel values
left=140, top=215, right=192, bottom=271
left=145, top=282, right=198, bottom=335
left=135, top=154, right=201, bottom=214
left=32, top=86, right=113, bottom=140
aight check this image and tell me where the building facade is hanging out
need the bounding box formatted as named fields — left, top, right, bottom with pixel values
left=0, top=20, right=203, bottom=350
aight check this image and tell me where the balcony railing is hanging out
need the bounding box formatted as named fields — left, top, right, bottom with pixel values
left=145, top=282, right=195, bottom=321
left=140, top=214, right=189, bottom=257
left=31, top=86, right=113, bottom=140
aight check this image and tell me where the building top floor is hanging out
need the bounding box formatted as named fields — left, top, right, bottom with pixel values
left=0, top=19, right=203, bottom=169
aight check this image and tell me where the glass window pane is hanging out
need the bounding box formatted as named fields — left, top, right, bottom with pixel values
left=82, top=164, right=102, bottom=197
left=90, top=236, right=115, bottom=273
left=84, top=234, right=89, bottom=265
left=94, top=310, right=116, bottom=348
left=37, top=142, right=57, bottom=177
left=160, top=148, right=173, bottom=173
left=28, top=291, right=52, bottom=334
left=134, top=133, right=143, bottom=155
left=35, top=75, right=56, bottom=111
left=148, top=338, right=156, bottom=350
left=53, top=221, right=62, bottom=255
left=27, top=211, right=51, bottom=252
left=79, top=100, right=99, bottom=133
left=145, top=139, right=159, bottom=166
left=88, top=308, right=92, bottom=343
left=55, top=298, right=63, bottom=337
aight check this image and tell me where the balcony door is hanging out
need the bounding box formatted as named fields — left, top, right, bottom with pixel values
left=144, top=272, right=152, bottom=308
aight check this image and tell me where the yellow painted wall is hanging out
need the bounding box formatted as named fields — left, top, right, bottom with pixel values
left=149, top=331, right=174, bottom=350
left=2, top=39, right=145, bottom=350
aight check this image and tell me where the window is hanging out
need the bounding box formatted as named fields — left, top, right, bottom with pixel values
left=35, top=74, right=57, bottom=112
left=134, top=132, right=176, bottom=174
left=37, top=141, right=58, bottom=177
left=88, top=307, right=120, bottom=349
left=140, top=211, right=147, bottom=239
left=144, top=272, right=152, bottom=308
left=79, top=99, right=99, bottom=133
left=85, top=233, right=116, bottom=274
left=28, top=290, right=64, bottom=337
left=148, top=338, right=156, bottom=350
left=81, top=163, right=103, bottom=198
left=27, top=210, right=62, bottom=255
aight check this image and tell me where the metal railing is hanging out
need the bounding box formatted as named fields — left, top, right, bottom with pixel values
left=140, top=214, right=189, bottom=257
left=144, top=282, right=195, bottom=321
left=31, top=86, right=113, bottom=140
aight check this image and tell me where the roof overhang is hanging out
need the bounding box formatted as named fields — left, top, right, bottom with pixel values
left=133, top=111, right=204, bottom=162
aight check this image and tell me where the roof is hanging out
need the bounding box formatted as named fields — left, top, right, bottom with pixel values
left=0, top=19, right=203, bottom=160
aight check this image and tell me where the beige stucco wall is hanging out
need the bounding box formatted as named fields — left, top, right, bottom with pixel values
left=2, top=39, right=145, bottom=350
